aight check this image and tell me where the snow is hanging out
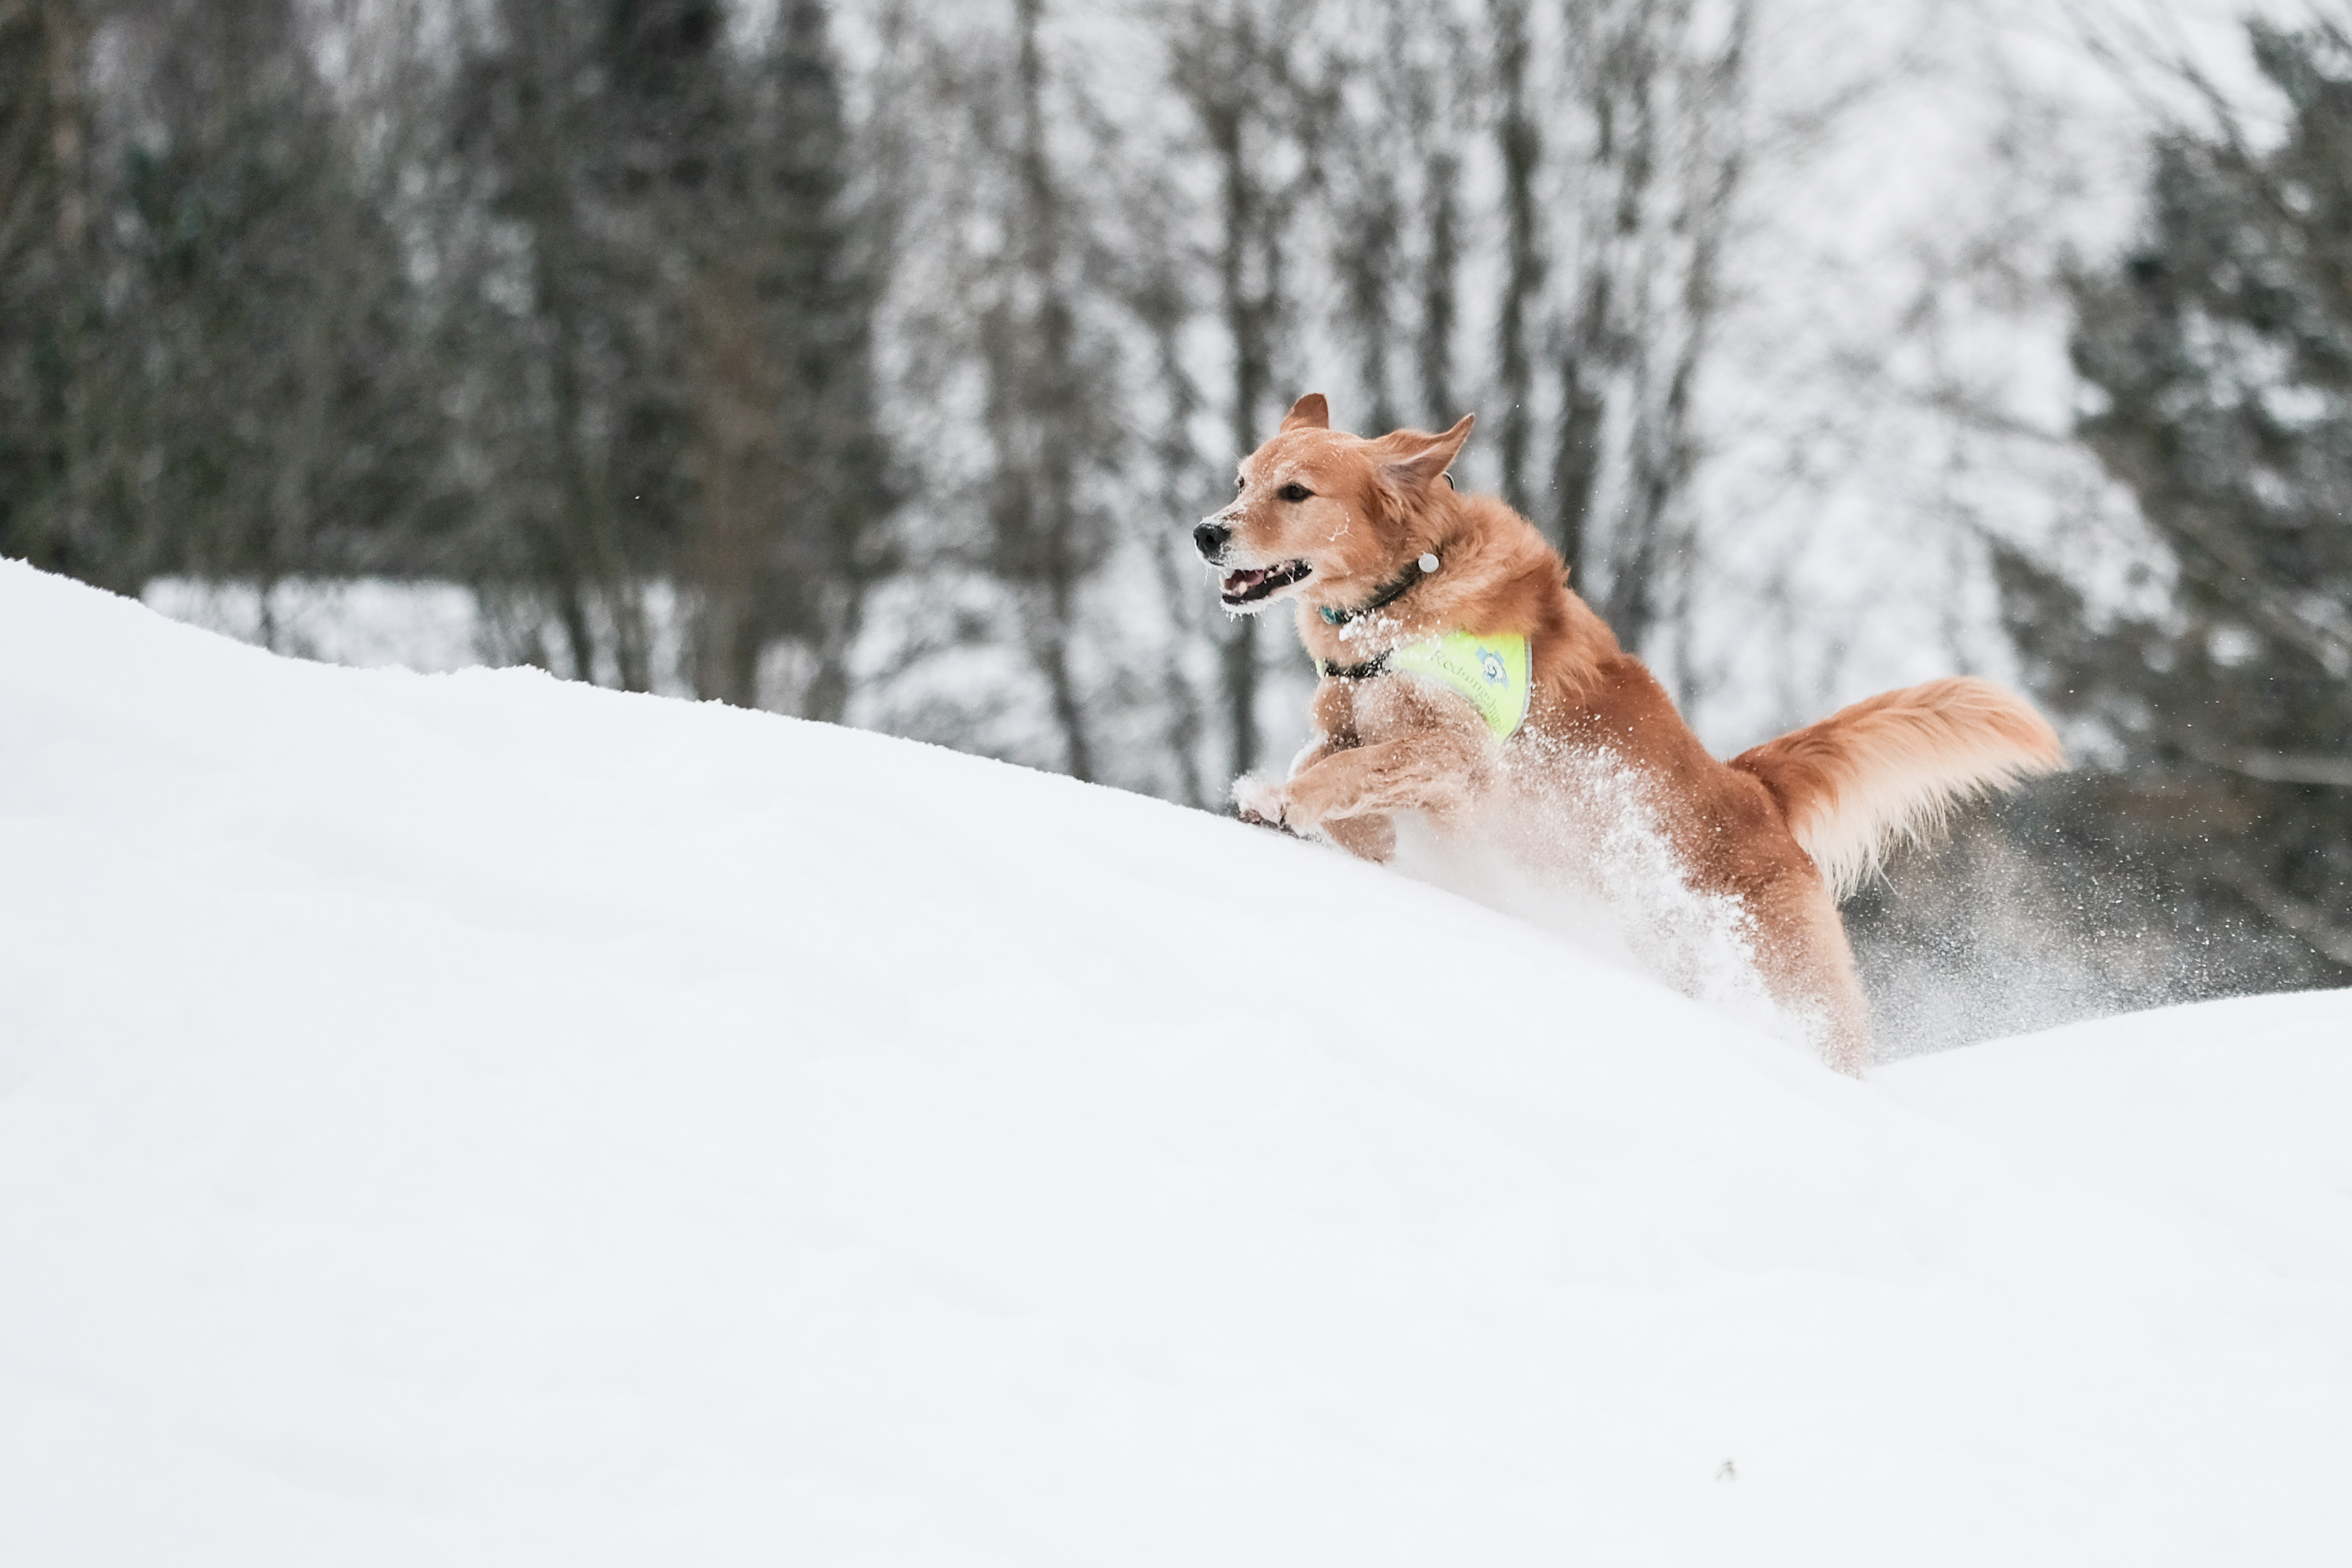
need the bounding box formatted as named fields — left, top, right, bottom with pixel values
left=3, top=556, right=2349, bottom=1565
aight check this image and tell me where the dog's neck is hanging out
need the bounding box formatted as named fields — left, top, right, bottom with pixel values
left=1308, top=484, right=1466, bottom=631
left=1316, top=558, right=1433, bottom=627
left=1295, top=488, right=1587, bottom=672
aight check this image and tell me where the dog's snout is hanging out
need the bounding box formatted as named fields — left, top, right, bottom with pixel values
left=1193, top=519, right=1232, bottom=561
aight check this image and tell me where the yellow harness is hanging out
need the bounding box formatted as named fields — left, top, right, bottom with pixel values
left=1316, top=630, right=1532, bottom=740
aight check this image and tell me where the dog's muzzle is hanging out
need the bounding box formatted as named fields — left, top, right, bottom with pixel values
left=1194, top=510, right=1310, bottom=606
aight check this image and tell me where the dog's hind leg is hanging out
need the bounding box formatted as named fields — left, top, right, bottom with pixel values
left=1747, top=873, right=1873, bottom=1075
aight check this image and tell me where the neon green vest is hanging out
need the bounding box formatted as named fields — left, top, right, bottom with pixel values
left=1317, top=631, right=1531, bottom=738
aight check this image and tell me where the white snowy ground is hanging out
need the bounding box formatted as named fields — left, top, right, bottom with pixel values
left=4, top=557, right=2350, bottom=1566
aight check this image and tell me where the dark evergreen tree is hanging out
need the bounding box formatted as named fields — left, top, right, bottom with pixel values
left=597, top=0, right=729, bottom=678
left=442, top=0, right=713, bottom=688
left=114, top=0, right=437, bottom=626
left=0, top=0, right=101, bottom=580
left=683, top=0, right=893, bottom=718
left=1997, top=20, right=2352, bottom=977
left=448, top=0, right=889, bottom=704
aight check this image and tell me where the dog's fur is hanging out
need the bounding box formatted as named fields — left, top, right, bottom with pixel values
left=1195, top=395, right=2064, bottom=1074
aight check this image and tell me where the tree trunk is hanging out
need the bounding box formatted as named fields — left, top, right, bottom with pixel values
left=1491, top=0, right=1542, bottom=512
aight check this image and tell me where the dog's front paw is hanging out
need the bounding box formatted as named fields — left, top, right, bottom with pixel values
left=1231, top=773, right=1296, bottom=833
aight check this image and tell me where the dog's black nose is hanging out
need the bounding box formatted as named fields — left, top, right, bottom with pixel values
left=1193, top=520, right=1231, bottom=560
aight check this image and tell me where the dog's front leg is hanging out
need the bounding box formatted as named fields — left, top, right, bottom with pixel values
left=1233, top=771, right=1299, bottom=831
left=1234, top=684, right=1361, bottom=832
left=1234, top=736, right=1341, bottom=829
left=1279, top=727, right=1492, bottom=856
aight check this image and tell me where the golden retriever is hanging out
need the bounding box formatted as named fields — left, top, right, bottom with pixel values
left=1195, top=394, right=2063, bottom=1073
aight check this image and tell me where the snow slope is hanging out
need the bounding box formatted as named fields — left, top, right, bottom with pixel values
left=3, top=558, right=2349, bottom=1565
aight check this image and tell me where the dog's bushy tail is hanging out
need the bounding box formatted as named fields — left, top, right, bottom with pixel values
left=1731, top=677, right=2064, bottom=902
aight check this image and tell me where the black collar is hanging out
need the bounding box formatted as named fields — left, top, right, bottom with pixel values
left=1317, top=562, right=1424, bottom=627
left=1316, top=653, right=1391, bottom=680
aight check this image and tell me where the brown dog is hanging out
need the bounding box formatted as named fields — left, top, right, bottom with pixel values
left=1195, top=394, right=2063, bottom=1073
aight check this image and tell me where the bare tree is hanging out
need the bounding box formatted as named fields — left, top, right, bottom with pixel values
left=1491, top=0, right=1544, bottom=513
left=1168, top=0, right=1328, bottom=782
left=1601, top=0, right=1753, bottom=657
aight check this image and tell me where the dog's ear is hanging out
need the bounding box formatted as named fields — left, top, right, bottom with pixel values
left=1379, top=413, right=1474, bottom=490
left=1281, top=393, right=1330, bottom=431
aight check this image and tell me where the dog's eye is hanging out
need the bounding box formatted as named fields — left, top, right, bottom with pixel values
left=1278, top=482, right=1313, bottom=503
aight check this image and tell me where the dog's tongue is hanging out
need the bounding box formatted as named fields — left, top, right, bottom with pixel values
left=1223, top=567, right=1272, bottom=593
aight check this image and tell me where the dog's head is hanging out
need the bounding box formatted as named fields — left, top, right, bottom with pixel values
left=1192, top=393, right=1474, bottom=614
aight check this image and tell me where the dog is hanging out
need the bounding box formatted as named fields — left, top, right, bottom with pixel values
left=1194, top=393, right=2064, bottom=1073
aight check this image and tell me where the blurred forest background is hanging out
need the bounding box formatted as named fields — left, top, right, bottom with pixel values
left=4, top=0, right=2348, bottom=1047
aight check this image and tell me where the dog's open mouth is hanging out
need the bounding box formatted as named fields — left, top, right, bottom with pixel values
left=1220, top=560, right=1313, bottom=606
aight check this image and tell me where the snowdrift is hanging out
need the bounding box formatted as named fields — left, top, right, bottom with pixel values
left=3, top=558, right=2349, bottom=1566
